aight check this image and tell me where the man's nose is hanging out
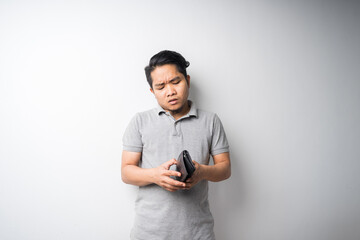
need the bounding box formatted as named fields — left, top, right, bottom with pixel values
left=165, top=84, right=176, bottom=96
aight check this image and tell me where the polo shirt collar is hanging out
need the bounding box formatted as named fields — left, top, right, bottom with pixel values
left=157, top=100, right=198, bottom=118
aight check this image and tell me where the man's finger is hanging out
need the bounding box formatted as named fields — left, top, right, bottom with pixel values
left=163, top=182, right=184, bottom=192
left=163, top=183, right=177, bottom=192
left=184, top=182, right=192, bottom=190
left=166, top=178, right=186, bottom=188
left=163, top=158, right=177, bottom=169
left=165, top=170, right=181, bottom=177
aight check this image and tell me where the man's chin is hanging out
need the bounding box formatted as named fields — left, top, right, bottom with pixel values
left=168, top=106, right=181, bottom=113
left=167, top=101, right=189, bottom=113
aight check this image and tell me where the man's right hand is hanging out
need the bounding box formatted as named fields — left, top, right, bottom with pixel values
left=152, top=159, right=186, bottom=192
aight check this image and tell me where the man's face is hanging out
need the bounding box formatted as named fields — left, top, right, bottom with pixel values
left=150, top=64, right=190, bottom=116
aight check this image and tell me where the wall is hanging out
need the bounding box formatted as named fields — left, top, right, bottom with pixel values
left=1, top=0, right=359, bottom=239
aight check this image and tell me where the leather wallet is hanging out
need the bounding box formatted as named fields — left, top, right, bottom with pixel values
left=176, top=150, right=196, bottom=182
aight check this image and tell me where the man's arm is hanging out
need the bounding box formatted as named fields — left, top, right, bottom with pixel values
left=121, top=150, right=186, bottom=192
left=202, top=152, right=231, bottom=182
left=185, top=152, right=231, bottom=189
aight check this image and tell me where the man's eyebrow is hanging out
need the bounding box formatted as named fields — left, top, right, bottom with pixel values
left=169, top=76, right=181, bottom=82
left=154, top=77, right=181, bottom=87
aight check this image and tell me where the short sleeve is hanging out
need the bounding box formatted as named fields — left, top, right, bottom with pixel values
left=122, top=113, right=143, bottom=152
left=210, top=114, right=229, bottom=156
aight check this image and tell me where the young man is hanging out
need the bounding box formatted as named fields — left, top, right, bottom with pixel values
left=121, top=50, right=231, bottom=239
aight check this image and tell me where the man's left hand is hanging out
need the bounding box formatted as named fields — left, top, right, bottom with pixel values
left=184, top=160, right=203, bottom=190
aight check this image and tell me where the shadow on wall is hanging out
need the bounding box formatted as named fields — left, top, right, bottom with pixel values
left=210, top=142, right=248, bottom=239
left=189, top=79, right=248, bottom=239
left=188, top=78, right=202, bottom=106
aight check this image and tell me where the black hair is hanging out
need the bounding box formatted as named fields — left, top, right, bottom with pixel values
left=144, top=50, right=190, bottom=88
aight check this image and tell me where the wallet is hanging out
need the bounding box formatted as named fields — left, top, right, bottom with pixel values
left=176, top=150, right=196, bottom=182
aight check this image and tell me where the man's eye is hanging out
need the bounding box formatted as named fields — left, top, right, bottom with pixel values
left=173, top=80, right=180, bottom=84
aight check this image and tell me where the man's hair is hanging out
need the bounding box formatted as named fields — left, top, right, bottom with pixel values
left=145, top=50, right=190, bottom=88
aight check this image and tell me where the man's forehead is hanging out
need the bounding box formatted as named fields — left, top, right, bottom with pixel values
left=151, top=65, right=182, bottom=84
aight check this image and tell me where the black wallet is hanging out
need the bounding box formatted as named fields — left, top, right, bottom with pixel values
left=176, top=150, right=196, bottom=182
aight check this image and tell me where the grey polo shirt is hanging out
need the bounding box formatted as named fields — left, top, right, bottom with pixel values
left=122, top=101, right=229, bottom=240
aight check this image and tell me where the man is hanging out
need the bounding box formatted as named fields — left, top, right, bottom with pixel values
left=121, top=50, right=231, bottom=239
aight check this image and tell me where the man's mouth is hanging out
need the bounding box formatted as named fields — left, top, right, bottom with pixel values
left=169, top=99, right=178, bottom=105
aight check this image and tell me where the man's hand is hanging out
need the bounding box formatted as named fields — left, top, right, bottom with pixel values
left=122, top=151, right=185, bottom=191
left=184, top=160, right=204, bottom=190
left=152, top=159, right=186, bottom=192
left=184, top=152, right=231, bottom=190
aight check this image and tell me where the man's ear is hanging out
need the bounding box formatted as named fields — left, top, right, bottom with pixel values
left=150, top=88, right=154, bottom=94
left=186, top=75, right=191, bottom=88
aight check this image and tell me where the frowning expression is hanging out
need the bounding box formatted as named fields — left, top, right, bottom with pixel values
left=150, top=64, right=190, bottom=118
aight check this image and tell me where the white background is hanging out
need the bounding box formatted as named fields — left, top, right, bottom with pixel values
left=1, top=0, right=359, bottom=239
